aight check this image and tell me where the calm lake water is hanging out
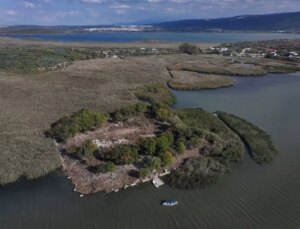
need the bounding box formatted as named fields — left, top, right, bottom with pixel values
left=7, top=32, right=300, bottom=43
left=1, top=73, right=300, bottom=229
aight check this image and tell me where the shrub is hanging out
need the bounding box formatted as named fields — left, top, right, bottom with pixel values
left=179, top=43, right=199, bottom=55
left=46, top=109, right=108, bottom=142
left=156, top=135, right=171, bottom=153
left=165, top=156, right=228, bottom=190
left=138, top=137, right=157, bottom=155
left=147, top=157, right=162, bottom=170
left=77, top=140, right=98, bottom=158
left=109, top=145, right=139, bottom=165
left=105, top=162, right=117, bottom=172
left=111, top=103, right=147, bottom=122
left=139, top=168, right=151, bottom=178
left=160, top=151, right=174, bottom=167
left=91, top=162, right=116, bottom=174
left=176, top=141, right=186, bottom=154
left=151, top=102, right=172, bottom=122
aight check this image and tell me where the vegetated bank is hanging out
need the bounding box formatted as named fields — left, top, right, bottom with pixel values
left=167, top=42, right=300, bottom=91
left=167, top=70, right=235, bottom=90
left=46, top=96, right=248, bottom=193
left=216, top=112, right=279, bottom=164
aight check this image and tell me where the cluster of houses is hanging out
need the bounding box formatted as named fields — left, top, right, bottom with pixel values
left=93, top=47, right=177, bottom=59
left=84, top=25, right=153, bottom=32
left=208, top=46, right=299, bottom=61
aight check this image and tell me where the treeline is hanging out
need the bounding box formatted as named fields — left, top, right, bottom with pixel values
left=0, top=47, right=106, bottom=73
left=46, top=109, right=108, bottom=142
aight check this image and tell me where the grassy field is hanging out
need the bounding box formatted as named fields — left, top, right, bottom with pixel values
left=0, top=39, right=289, bottom=185
left=168, top=70, right=234, bottom=90
left=0, top=55, right=172, bottom=185
left=168, top=55, right=300, bottom=76
left=216, top=112, right=279, bottom=163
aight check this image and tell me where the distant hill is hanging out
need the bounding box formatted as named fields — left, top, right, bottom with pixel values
left=154, top=11, right=300, bottom=32
left=1, top=11, right=300, bottom=35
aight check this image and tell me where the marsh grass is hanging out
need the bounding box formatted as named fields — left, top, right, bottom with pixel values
left=0, top=55, right=170, bottom=185
left=168, top=70, right=234, bottom=90
left=216, top=112, right=279, bottom=163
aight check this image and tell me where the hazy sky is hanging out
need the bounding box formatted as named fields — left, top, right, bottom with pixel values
left=0, top=0, right=299, bottom=25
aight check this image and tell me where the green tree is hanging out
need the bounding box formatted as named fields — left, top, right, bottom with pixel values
left=179, top=43, right=199, bottom=55
left=147, top=157, right=162, bottom=169
left=139, top=168, right=151, bottom=178
left=105, top=162, right=116, bottom=172
left=177, top=141, right=186, bottom=154
left=138, top=137, right=157, bottom=155
left=160, top=151, right=174, bottom=167
left=156, top=134, right=172, bottom=153
left=110, top=145, right=139, bottom=165
left=78, top=140, right=98, bottom=157
left=152, top=102, right=172, bottom=122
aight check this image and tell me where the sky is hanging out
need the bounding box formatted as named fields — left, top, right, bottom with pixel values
left=0, top=0, right=299, bottom=25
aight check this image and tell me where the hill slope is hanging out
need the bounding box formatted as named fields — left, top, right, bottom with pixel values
left=155, top=11, right=300, bottom=32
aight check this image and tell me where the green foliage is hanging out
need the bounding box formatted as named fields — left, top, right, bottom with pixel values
left=0, top=47, right=106, bottom=73
left=216, top=112, right=279, bottom=163
left=156, top=134, right=172, bottom=153
left=160, top=151, right=174, bottom=167
left=109, top=145, right=139, bottom=165
left=92, top=162, right=116, bottom=174
left=139, top=168, right=151, bottom=178
left=76, top=140, right=98, bottom=158
left=138, top=137, right=157, bottom=155
left=147, top=157, right=162, bottom=170
left=111, top=103, right=147, bottom=122
left=151, top=102, right=173, bottom=122
left=105, top=162, right=117, bottom=172
left=47, top=109, right=108, bottom=142
left=176, top=141, right=186, bottom=154
left=179, top=43, right=199, bottom=55
left=166, top=156, right=228, bottom=190
left=134, top=84, right=176, bottom=106
left=176, top=109, right=244, bottom=161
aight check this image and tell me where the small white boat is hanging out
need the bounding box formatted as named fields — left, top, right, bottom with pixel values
left=161, top=200, right=178, bottom=206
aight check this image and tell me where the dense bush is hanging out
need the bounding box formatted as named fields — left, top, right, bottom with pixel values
left=109, top=144, right=139, bottom=165
left=159, top=151, right=174, bottom=167
left=151, top=102, right=173, bottom=122
left=91, top=162, right=117, bottom=174
left=156, top=134, right=172, bottom=153
left=146, top=157, right=162, bottom=170
left=46, top=109, right=108, bottom=142
left=165, top=156, right=228, bottom=189
left=179, top=43, right=199, bottom=55
left=111, top=103, right=147, bottom=122
left=76, top=140, right=98, bottom=158
left=139, top=168, right=151, bottom=178
left=176, top=141, right=186, bottom=154
left=138, top=137, right=157, bottom=155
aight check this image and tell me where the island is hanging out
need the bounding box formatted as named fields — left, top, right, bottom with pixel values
left=0, top=37, right=295, bottom=191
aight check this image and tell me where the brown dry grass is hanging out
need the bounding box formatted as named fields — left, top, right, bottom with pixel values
left=0, top=55, right=171, bottom=185
left=0, top=42, right=297, bottom=185
left=168, top=70, right=234, bottom=90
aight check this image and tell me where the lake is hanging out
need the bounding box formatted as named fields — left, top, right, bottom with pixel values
left=0, top=73, right=300, bottom=229
left=7, top=32, right=300, bottom=43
